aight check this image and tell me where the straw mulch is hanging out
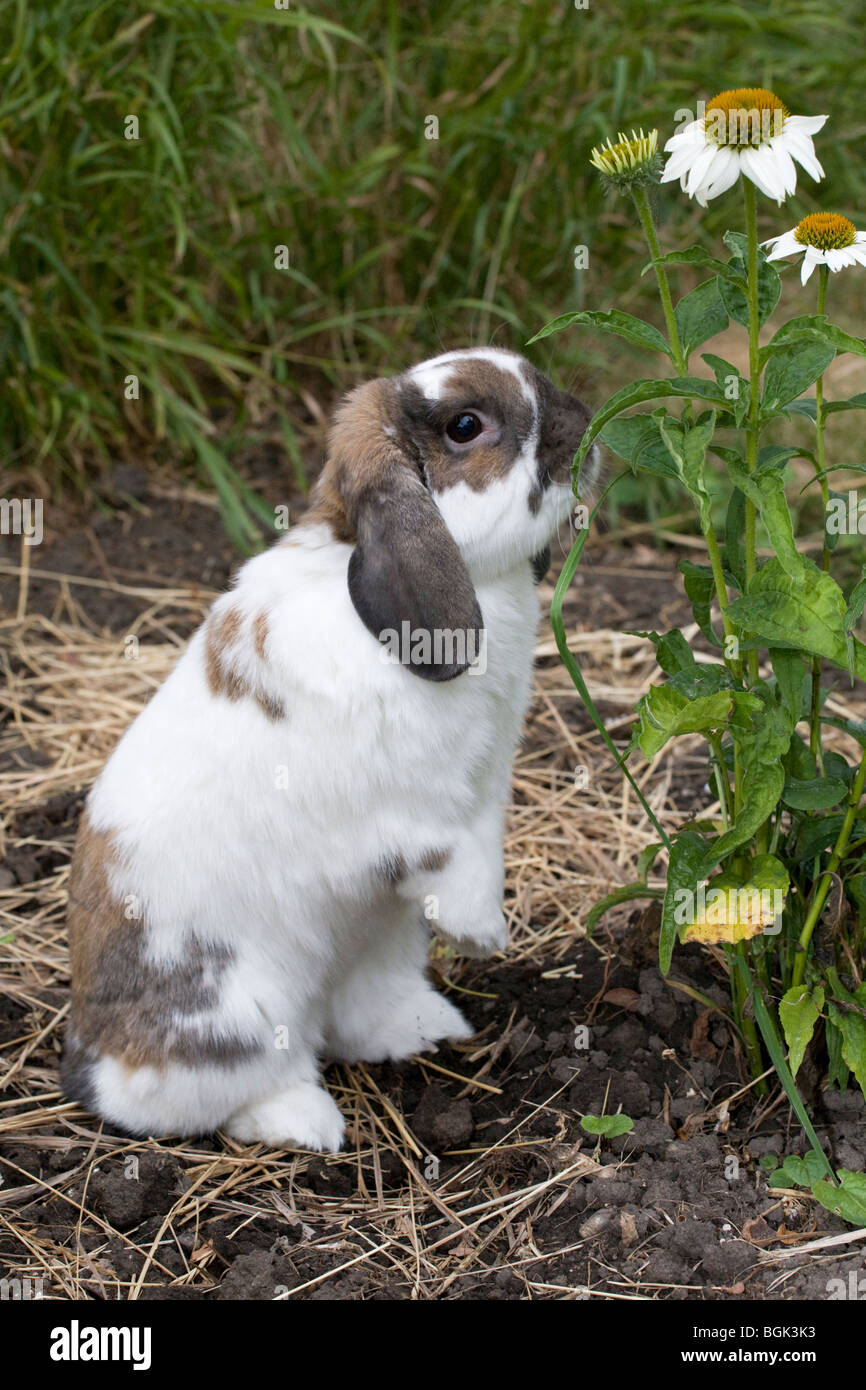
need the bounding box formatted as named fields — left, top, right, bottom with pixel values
left=1, top=554, right=864, bottom=1300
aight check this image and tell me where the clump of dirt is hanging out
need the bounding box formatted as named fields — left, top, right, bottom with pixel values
left=88, top=1153, right=189, bottom=1231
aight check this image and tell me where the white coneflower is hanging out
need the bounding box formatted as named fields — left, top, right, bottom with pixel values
left=589, top=128, right=662, bottom=189
left=661, top=88, right=827, bottom=206
left=763, top=212, right=866, bottom=284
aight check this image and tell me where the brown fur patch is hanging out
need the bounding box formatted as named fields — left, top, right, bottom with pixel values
left=66, top=812, right=123, bottom=997
left=405, top=359, right=534, bottom=496
left=378, top=848, right=450, bottom=885
left=327, top=378, right=398, bottom=496
left=419, top=847, right=450, bottom=873
left=305, top=378, right=401, bottom=542
left=255, top=690, right=286, bottom=722
left=204, top=605, right=287, bottom=723
left=302, top=474, right=355, bottom=543
left=440, top=360, right=531, bottom=490
left=205, top=605, right=247, bottom=702
left=64, top=811, right=259, bottom=1079
left=378, top=853, right=408, bottom=886
left=253, top=611, right=269, bottom=660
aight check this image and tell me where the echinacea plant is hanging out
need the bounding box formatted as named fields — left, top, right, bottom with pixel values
left=534, top=92, right=866, bottom=1226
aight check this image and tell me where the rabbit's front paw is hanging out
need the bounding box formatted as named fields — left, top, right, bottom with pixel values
left=340, top=989, right=473, bottom=1063
left=225, top=1083, right=345, bottom=1153
left=438, top=909, right=507, bottom=959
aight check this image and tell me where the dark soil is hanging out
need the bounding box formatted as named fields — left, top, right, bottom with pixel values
left=1, top=471, right=865, bottom=1301
left=2, top=922, right=864, bottom=1300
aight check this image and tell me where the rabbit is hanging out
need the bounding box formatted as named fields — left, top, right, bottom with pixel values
left=62, top=347, right=596, bottom=1152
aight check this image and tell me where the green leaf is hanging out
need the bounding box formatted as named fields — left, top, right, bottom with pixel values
left=782, top=777, right=848, bottom=810
left=724, top=486, right=746, bottom=586
left=846, top=568, right=866, bottom=633
left=758, top=445, right=803, bottom=473
left=800, top=464, right=866, bottom=491
left=528, top=309, right=670, bottom=354
left=822, top=716, right=866, bottom=749
left=584, top=883, right=664, bottom=936
left=729, top=559, right=866, bottom=679
left=789, top=393, right=866, bottom=424
left=674, top=279, right=728, bottom=361
left=764, top=314, right=866, bottom=365
left=793, top=813, right=847, bottom=864
left=846, top=874, right=866, bottom=924
left=702, top=354, right=749, bottom=426
left=641, top=628, right=697, bottom=676
left=825, top=751, right=855, bottom=784
left=634, top=687, right=735, bottom=759
left=724, top=462, right=800, bottom=578
left=779, top=985, right=824, bottom=1078
left=660, top=829, right=709, bottom=975
left=599, top=415, right=679, bottom=480
left=731, top=953, right=833, bottom=1181
left=679, top=560, right=721, bottom=647
left=827, top=1015, right=849, bottom=1091
left=751, top=853, right=790, bottom=894
left=720, top=234, right=781, bottom=327
left=642, top=248, right=745, bottom=285
left=813, top=1171, right=866, bottom=1228
left=771, top=649, right=807, bottom=723
left=767, top=1150, right=832, bottom=1189
left=827, top=985, right=866, bottom=1099
left=786, top=399, right=818, bottom=422
left=583, top=836, right=667, bottom=934
left=655, top=410, right=716, bottom=528
left=580, top=1113, right=634, bottom=1138
left=574, top=378, right=729, bottom=475
left=845, top=569, right=866, bottom=673
left=637, top=842, right=664, bottom=879
left=705, top=702, right=792, bottom=867
left=784, top=731, right=818, bottom=781
left=761, top=342, right=836, bottom=418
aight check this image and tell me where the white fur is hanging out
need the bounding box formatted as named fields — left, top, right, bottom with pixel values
left=74, top=350, right=583, bottom=1151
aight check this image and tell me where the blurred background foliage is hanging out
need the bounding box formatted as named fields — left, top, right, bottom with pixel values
left=1, top=0, right=865, bottom=547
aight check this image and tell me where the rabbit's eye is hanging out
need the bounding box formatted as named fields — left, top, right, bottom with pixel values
left=445, top=412, right=483, bottom=443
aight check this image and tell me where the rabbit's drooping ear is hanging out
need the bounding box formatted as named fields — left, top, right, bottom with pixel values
left=325, top=379, right=483, bottom=682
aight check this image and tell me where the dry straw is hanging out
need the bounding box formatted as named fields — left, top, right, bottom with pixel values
left=1, top=560, right=864, bottom=1297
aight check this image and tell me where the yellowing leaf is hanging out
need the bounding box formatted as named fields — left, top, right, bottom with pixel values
left=682, top=877, right=785, bottom=944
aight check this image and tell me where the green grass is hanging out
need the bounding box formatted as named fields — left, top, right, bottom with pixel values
left=2, top=0, right=865, bottom=542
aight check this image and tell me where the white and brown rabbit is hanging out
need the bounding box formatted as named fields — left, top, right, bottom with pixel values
left=63, top=348, right=595, bottom=1151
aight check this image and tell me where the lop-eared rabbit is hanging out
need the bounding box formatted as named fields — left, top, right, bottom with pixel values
left=63, top=348, right=594, bottom=1151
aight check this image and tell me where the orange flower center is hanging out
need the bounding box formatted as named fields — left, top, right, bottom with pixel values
left=704, top=88, right=789, bottom=147
left=794, top=212, right=857, bottom=250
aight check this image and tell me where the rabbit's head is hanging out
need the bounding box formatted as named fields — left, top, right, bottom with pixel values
left=312, top=347, right=594, bottom=680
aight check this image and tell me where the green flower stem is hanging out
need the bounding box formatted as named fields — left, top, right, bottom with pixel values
left=792, top=745, right=866, bottom=987
left=632, top=183, right=739, bottom=707
left=730, top=943, right=769, bottom=1093
left=705, top=527, right=736, bottom=644
left=550, top=472, right=673, bottom=852
left=731, top=953, right=834, bottom=1179
left=742, top=179, right=762, bottom=689
left=809, top=264, right=831, bottom=764
left=742, top=179, right=769, bottom=853
left=631, top=185, right=687, bottom=376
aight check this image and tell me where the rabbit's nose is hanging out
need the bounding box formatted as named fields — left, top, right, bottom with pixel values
left=536, top=385, right=592, bottom=489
